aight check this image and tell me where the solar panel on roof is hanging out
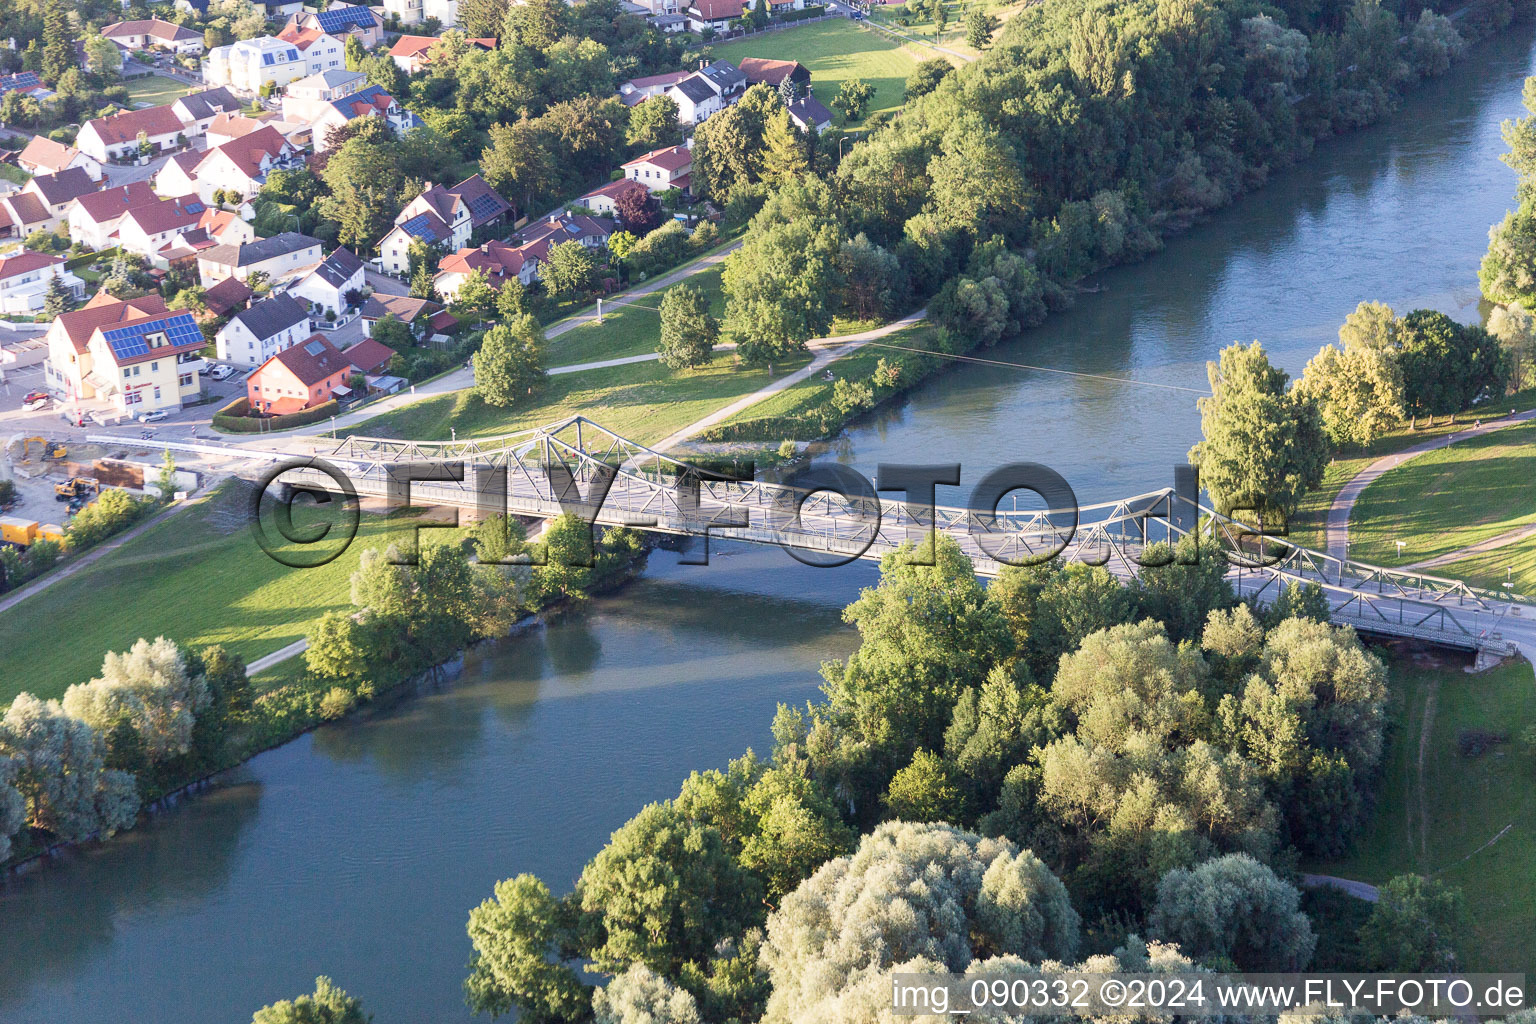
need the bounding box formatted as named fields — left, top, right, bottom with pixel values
left=468, top=194, right=502, bottom=220
left=399, top=213, right=439, bottom=241
left=100, top=313, right=202, bottom=362
left=316, top=6, right=371, bottom=31
left=305, top=340, right=325, bottom=356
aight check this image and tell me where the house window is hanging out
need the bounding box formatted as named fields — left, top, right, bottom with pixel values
left=179, top=373, right=193, bottom=386
left=153, top=386, right=161, bottom=401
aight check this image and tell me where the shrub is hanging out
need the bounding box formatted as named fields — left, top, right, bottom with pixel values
left=1457, top=728, right=1507, bottom=758
left=319, top=687, right=357, bottom=721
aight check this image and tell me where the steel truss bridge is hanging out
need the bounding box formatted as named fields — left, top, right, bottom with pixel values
left=273, top=416, right=1525, bottom=657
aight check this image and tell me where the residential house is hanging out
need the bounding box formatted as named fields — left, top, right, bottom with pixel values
left=75, top=104, right=189, bottom=163
left=154, top=208, right=258, bottom=272
left=665, top=61, right=747, bottom=124
left=171, top=87, right=244, bottom=134
left=622, top=144, right=693, bottom=194
left=736, top=58, right=810, bottom=91
left=787, top=94, right=833, bottom=133
left=275, top=23, right=347, bottom=77
left=42, top=292, right=169, bottom=403
left=306, top=85, right=422, bottom=153
left=175, top=0, right=212, bottom=15
left=254, top=0, right=306, bottom=15
left=377, top=174, right=511, bottom=275
left=0, top=168, right=98, bottom=239
left=65, top=180, right=159, bottom=250
left=630, top=0, right=685, bottom=13
left=518, top=212, right=615, bottom=257
left=215, top=293, right=310, bottom=367
left=652, top=13, right=689, bottom=33
left=0, top=252, right=85, bottom=314
left=284, top=5, right=385, bottom=49
left=196, top=231, right=323, bottom=286
left=360, top=293, right=442, bottom=338
left=246, top=333, right=355, bottom=413
left=206, top=112, right=283, bottom=147
left=83, top=308, right=208, bottom=414
left=118, top=196, right=256, bottom=268
left=101, top=18, right=205, bottom=54
left=684, top=0, right=744, bottom=33
left=16, top=137, right=102, bottom=181
left=578, top=177, right=649, bottom=218
left=286, top=68, right=366, bottom=103
left=0, top=72, right=49, bottom=101
left=203, top=37, right=307, bottom=95
left=387, top=34, right=496, bottom=75
left=204, top=274, right=253, bottom=316
left=341, top=336, right=396, bottom=375
left=285, top=246, right=365, bottom=318
left=434, top=239, right=537, bottom=301
left=616, top=69, right=688, bottom=107
left=154, top=124, right=302, bottom=204
left=380, top=0, right=428, bottom=26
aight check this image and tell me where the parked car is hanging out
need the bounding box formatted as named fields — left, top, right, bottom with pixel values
left=137, top=410, right=169, bottom=423
left=208, top=364, right=235, bottom=381
left=21, top=392, right=49, bottom=411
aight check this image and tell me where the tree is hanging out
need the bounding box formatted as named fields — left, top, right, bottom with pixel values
left=883, top=748, right=964, bottom=823
left=1396, top=310, right=1508, bottom=421
left=40, top=0, right=76, bottom=86
left=406, top=239, right=439, bottom=299
left=474, top=314, right=546, bottom=407
left=905, top=58, right=953, bottom=100
left=42, top=275, right=74, bottom=318
left=62, top=637, right=210, bottom=766
left=459, top=0, right=512, bottom=37
left=722, top=212, right=845, bottom=369
left=481, top=118, right=558, bottom=217
left=1149, top=854, right=1316, bottom=970
left=576, top=800, right=762, bottom=974
left=927, top=113, right=1031, bottom=242
left=157, top=449, right=177, bottom=502
left=1187, top=341, right=1327, bottom=524
left=658, top=282, right=718, bottom=370
left=84, top=35, right=121, bottom=81
left=319, top=138, right=406, bottom=252
left=760, top=110, right=809, bottom=188
left=966, top=10, right=998, bottom=50
left=1296, top=343, right=1404, bottom=448
left=0, top=693, right=139, bottom=842
left=626, top=95, right=682, bottom=152
left=250, top=976, right=370, bottom=1024
left=1488, top=302, right=1536, bottom=391
left=1482, top=77, right=1536, bottom=306
left=613, top=185, right=664, bottom=235
left=466, top=873, right=590, bottom=1022
left=760, top=822, right=1079, bottom=1024
left=1359, top=874, right=1466, bottom=971
left=592, top=965, right=701, bottom=1024
left=831, top=78, right=874, bottom=123
left=451, top=267, right=498, bottom=323
left=541, top=239, right=600, bottom=298
left=836, top=232, right=905, bottom=321
left=344, top=34, right=366, bottom=72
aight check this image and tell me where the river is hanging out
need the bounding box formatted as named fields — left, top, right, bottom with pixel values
left=4, top=23, right=1536, bottom=1024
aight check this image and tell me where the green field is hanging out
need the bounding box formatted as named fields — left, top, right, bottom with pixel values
left=0, top=483, right=438, bottom=705
left=125, top=74, right=191, bottom=107
left=712, top=19, right=921, bottom=124
left=343, top=350, right=810, bottom=447
left=0, top=163, right=28, bottom=186
left=1312, top=656, right=1536, bottom=977
left=1348, top=419, right=1536, bottom=568
left=548, top=267, right=725, bottom=367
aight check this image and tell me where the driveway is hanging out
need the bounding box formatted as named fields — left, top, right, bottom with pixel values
left=365, top=269, right=409, bottom=296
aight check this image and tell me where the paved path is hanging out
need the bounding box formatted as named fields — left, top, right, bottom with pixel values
left=247, top=637, right=309, bottom=675
left=1404, top=522, right=1536, bottom=571
left=1325, top=409, right=1536, bottom=561
left=1301, top=874, right=1381, bottom=902
left=650, top=309, right=928, bottom=452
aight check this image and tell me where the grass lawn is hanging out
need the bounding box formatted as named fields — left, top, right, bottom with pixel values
left=548, top=267, right=725, bottom=367
left=125, top=74, right=191, bottom=107
left=0, top=163, right=29, bottom=186
left=0, top=482, right=440, bottom=706
left=712, top=19, right=920, bottom=124
left=1311, top=655, right=1536, bottom=976
left=343, top=350, right=811, bottom=447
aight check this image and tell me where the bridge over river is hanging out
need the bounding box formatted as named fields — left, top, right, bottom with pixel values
left=103, top=417, right=1532, bottom=658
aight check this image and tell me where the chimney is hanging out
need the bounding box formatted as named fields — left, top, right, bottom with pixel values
left=699, top=59, right=706, bottom=69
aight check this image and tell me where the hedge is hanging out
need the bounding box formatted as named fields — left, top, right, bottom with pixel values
left=65, top=247, right=120, bottom=271
left=212, top=396, right=341, bottom=433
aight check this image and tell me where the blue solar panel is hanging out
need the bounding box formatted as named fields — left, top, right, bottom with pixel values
left=468, top=194, right=502, bottom=220
left=400, top=213, right=438, bottom=241
left=0, top=72, right=41, bottom=96
left=315, top=5, right=374, bottom=32
left=101, top=313, right=203, bottom=362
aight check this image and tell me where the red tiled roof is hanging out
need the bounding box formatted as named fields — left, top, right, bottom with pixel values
left=204, top=274, right=252, bottom=314
left=437, top=240, right=530, bottom=284
left=258, top=333, right=351, bottom=388
left=427, top=310, right=458, bottom=331
left=53, top=292, right=170, bottom=354
left=277, top=25, right=328, bottom=49
left=208, top=124, right=290, bottom=178
left=341, top=336, right=395, bottom=375
left=102, top=18, right=200, bottom=42
left=2, top=193, right=49, bottom=228
left=581, top=178, right=648, bottom=204
left=624, top=70, right=690, bottom=90
left=124, top=195, right=203, bottom=236
left=83, top=104, right=188, bottom=146
left=72, top=181, right=158, bottom=222
left=736, top=58, right=805, bottom=87
left=0, top=250, right=62, bottom=281
left=387, top=34, right=496, bottom=60
left=624, top=144, right=692, bottom=173
left=18, top=136, right=85, bottom=174
left=690, top=0, right=744, bottom=19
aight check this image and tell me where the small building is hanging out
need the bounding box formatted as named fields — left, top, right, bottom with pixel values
left=341, top=336, right=396, bottom=376
left=100, top=18, right=205, bottom=54
left=308, top=85, right=422, bottom=153
left=65, top=180, right=160, bottom=251
left=285, top=246, right=366, bottom=318
left=665, top=61, right=747, bottom=124
left=171, top=87, right=244, bottom=134
left=204, top=274, right=253, bottom=316
left=377, top=174, right=511, bottom=275
left=516, top=212, right=615, bottom=259
left=578, top=177, right=649, bottom=218
left=286, top=68, right=366, bottom=103
left=685, top=0, right=745, bottom=34
left=0, top=252, right=84, bottom=314
left=43, top=292, right=169, bottom=402
left=0, top=167, right=98, bottom=238
left=16, top=137, right=103, bottom=182
left=246, top=333, right=355, bottom=414
left=84, top=308, right=207, bottom=414
left=736, top=58, right=810, bottom=91
left=622, top=144, right=693, bottom=194
left=203, top=37, right=307, bottom=95
left=114, top=194, right=209, bottom=261
left=76, top=104, right=189, bottom=163
left=652, top=13, right=689, bottom=33
left=360, top=293, right=442, bottom=338
left=617, top=70, right=689, bottom=107
left=284, top=4, right=385, bottom=49
left=387, top=34, right=497, bottom=75
left=216, top=293, right=311, bottom=367
left=434, top=239, right=538, bottom=301
left=197, top=231, right=324, bottom=287
left=0, top=72, right=49, bottom=101
left=787, top=94, right=834, bottom=133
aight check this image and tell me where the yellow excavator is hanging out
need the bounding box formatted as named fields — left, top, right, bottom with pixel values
left=19, top=437, right=67, bottom=462
left=55, top=476, right=98, bottom=501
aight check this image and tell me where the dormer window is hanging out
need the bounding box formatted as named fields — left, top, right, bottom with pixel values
left=147, top=331, right=170, bottom=348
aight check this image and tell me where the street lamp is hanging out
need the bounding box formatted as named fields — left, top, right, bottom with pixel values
left=839, top=135, right=852, bottom=161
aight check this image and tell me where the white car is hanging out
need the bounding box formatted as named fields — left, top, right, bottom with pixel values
left=22, top=396, right=48, bottom=412
left=209, top=364, right=235, bottom=381
left=137, top=410, right=169, bottom=423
